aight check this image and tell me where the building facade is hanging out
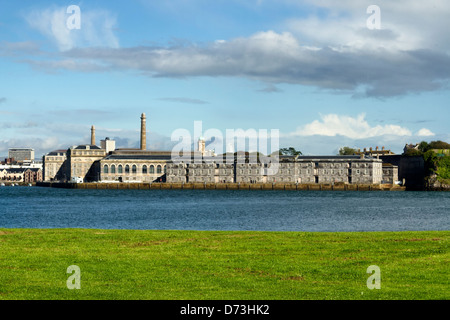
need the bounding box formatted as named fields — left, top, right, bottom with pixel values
left=43, top=149, right=68, bottom=181
left=41, top=114, right=390, bottom=185
left=23, top=168, right=43, bottom=183
left=8, top=148, right=35, bottom=163
left=166, top=155, right=383, bottom=185
left=67, top=145, right=107, bottom=182
left=99, top=151, right=170, bottom=183
left=382, top=163, right=399, bottom=184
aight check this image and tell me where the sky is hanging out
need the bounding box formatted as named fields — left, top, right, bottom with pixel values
left=1, top=0, right=449, bottom=158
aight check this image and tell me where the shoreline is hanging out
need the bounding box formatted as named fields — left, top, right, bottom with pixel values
left=34, top=181, right=407, bottom=191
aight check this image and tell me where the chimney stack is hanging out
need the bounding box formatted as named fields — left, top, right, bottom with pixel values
left=91, top=125, right=95, bottom=145
left=140, top=113, right=146, bottom=150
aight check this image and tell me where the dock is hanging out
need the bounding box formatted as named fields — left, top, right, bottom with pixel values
left=35, top=182, right=406, bottom=191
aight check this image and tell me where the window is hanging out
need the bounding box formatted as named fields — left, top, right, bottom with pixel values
left=157, top=165, right=162, bottom=174
left=164, top=165, right=166, bottom=174
left=111, top=165, right=116, bottom=174
left=150, top=165, right=155, bottom=174
left=142, top=165, right=147, bottom=174
left=103, top=165, right=108, bottom=174
left=132, top=165, right=137, bottom=174
left=125, top=165, right=130, bottom=174
left=118, top=165, right=123, bottom=174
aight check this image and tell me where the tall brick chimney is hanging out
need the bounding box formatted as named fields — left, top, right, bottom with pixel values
left=140, top=113, right=146, bottom=150
left=91, top=125, right=95, bottom=145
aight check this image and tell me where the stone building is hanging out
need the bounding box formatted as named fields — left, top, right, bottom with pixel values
left=42, top=113, right=389, bottom=186
left=43, top=149, right=68, bottom=181
left=382, top=163, right=399, bottom=184
left=67, top=144, right=106, bottom=182
left=166, top=155, right=235, bottom=183
left=99, top=151, right=170, bottom=183
left=166, top=154, right=383, bottom=185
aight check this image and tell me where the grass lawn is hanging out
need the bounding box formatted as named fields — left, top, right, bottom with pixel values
left=0, top=228, right=448, bottom=300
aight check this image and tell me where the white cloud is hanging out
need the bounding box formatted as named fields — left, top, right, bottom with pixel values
left=16, top=1, right=450, bottom=98
left=416, top=128, right=435, bottom=137
left=25, top=6, right=119, bottom=51
left=291, top=113, right=412, bottom=139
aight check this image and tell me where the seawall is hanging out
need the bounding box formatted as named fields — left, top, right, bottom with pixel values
left=36, top=182, right=406, bottom=191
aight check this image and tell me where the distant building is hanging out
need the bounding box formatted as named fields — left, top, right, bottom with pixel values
left=166, top=154, right=383, bottom=185
left=99, top=151, right=170, bottom=183
left=41, top=113, right=395, bottom=186
left=8, top=148, right=35, bottom=163
left=101, top=137, right=116, bottom=154
left=382, top=163, right=399, bottom=184
left=0, top=167, right=42, bottom=183
left=0, top=168, right=7, bottom=180
left=43, top=150, right=68, bottom=182
left=3, top=168, right=25, bottom=182
left=23, top=168, right=43, bottom=183
left=403, top=143, right=419, bottom=154
left=67, top=145, right=106, bottom=182
left=356, top=146, right=395, bottom=157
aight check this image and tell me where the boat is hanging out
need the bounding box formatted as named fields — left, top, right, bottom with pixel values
left=0, top=183, right=5, bottom=187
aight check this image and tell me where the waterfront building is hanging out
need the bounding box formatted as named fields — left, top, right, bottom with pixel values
left=3, top=168, right=25, bottom=182
left=382, top=163, right=399, bottom=184
left=99, top=151, right=170, bottom=183
left=23, top=168, right=43, bottom=183
left=0, top=168, right=6, bottom=180
left=43, top=149, right=68, bottom=181
left=41, top=113, right=390, bottom=185
left=67, top=144, right=106, bottom=182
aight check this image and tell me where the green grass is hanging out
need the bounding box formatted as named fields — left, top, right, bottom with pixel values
left=0, top=228, right=448, bottom=300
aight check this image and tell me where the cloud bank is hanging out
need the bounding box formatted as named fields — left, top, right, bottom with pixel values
left=12, top=1, right=450, bottom=98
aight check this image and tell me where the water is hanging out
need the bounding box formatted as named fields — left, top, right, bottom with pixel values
left=0, top=186, right=449, bottom=231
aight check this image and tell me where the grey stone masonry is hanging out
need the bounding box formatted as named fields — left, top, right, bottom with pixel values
left=166, top=154, right=383, bottom=185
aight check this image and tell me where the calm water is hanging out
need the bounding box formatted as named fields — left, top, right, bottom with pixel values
left=0, top=186, right=449, bottom=232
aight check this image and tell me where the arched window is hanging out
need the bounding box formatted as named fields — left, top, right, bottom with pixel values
left=132, top=165, right=137, bottom=174
left=111, top=165, right=116, bottom=174
left=157, top=165, right=162, bottom=174
left=142, top=165, right=147, bottom=174
left=150, top=165, right=155, bottom=174
left=103, top=165, right=108, bottom=174
left=125, top=165, right=130, bottom=174
left=118, top=165, right=123, bottom=174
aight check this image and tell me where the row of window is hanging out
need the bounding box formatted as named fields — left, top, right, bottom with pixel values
left=103, top=164, right=166, bottom=174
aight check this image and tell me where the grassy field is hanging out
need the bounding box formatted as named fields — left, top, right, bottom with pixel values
left=0, top=228, right=448, bottom=300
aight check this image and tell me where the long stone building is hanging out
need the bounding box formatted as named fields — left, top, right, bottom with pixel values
left=165, top=154, right=384, bottom=185
left=43, top=113, right=396, bottom=185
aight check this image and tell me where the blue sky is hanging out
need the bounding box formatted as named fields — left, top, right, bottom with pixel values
left=1, top=0, right=449, bottom=158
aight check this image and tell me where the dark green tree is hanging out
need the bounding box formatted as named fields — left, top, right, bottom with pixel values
left=418, top=141, right=430, bottom=153
left=278, top=147, right=302, bottom=156
left=429, top=140, right=450, bottom=149
left=338, top=147, right=358, bottom=155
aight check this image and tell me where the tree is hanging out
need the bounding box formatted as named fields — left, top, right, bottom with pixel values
left=278, top=147, right=302, bottom=156
left=339, top=147, right=358, bottom=155
left=429, top=140, right=450, bottom=150
left=403, top=148, right=423, bottom=157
